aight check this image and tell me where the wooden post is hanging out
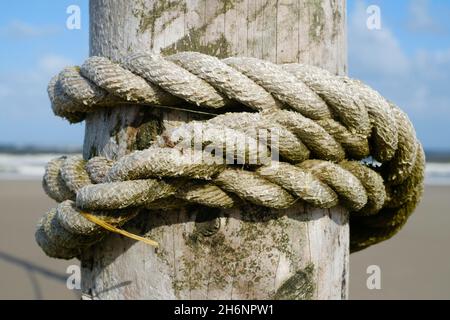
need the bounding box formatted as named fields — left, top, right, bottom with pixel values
left=81, top=0, right=348, bottom=300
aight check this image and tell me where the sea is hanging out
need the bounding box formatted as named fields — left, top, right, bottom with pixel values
left=0, top=153, right=449, bottom=186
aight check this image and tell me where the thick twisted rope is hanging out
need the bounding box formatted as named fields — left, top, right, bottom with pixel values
left=37, top=51, right=424, bottom=259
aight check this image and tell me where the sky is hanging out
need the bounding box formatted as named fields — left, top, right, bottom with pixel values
left=0, top=0, right=449, bottom=151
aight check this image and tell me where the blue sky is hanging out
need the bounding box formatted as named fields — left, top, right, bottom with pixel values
left=348, top=0, right=450, bottom=151
left=0, top=0, right=449, bottom=150
left=0, top=0, right=88, bottom=148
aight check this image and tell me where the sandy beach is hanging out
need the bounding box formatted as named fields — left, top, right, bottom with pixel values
left=0, top=180, right=449, bottom=299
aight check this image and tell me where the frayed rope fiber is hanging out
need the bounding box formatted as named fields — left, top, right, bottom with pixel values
left=37, top=51, right=425, bottom=259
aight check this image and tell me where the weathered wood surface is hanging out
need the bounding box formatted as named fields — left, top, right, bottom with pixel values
left=81, top=0, right=348, bottom=300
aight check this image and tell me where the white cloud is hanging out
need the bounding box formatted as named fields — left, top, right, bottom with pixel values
left=0, top=53, right=83, bottom=146
left=0, top=54, right=73, bottom=113
left=407, top=0, right=443, bottom=34
left=0, top=20, right=60, bottom=38
left=415, top=48, right=450, bottom=78
left=349, top=1, right=410, bottom=78
left=0, top=84, right=11, bottom=98
left=38, top=54, right=73, bottom=74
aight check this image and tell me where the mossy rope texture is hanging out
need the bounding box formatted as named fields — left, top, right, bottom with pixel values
left=36, top=51, right=425, bottom=260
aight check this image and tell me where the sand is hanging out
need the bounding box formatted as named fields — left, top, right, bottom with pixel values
left=0, top=180, right=449, bottom=299
left=349, top=185, right=450, bottom=299
left=0, top=180, right=80, bottom=299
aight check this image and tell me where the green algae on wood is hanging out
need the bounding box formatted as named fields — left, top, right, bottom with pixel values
left=161, top=30, right=232, bottom=59
left=308, top=0, right=325, bottom=42
left=171, top=206, right=305, bottom=297
left=274, top=264, right=315, bottom=300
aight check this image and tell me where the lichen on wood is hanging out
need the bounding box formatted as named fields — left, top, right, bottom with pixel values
left=274, top=263, right=315, bottom=300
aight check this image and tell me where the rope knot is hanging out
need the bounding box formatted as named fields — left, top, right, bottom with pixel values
left=37, top=52, right=425, bottom=259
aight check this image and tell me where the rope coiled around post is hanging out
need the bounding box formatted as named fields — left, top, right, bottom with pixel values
left=37, top=51, right=425, bottom=259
